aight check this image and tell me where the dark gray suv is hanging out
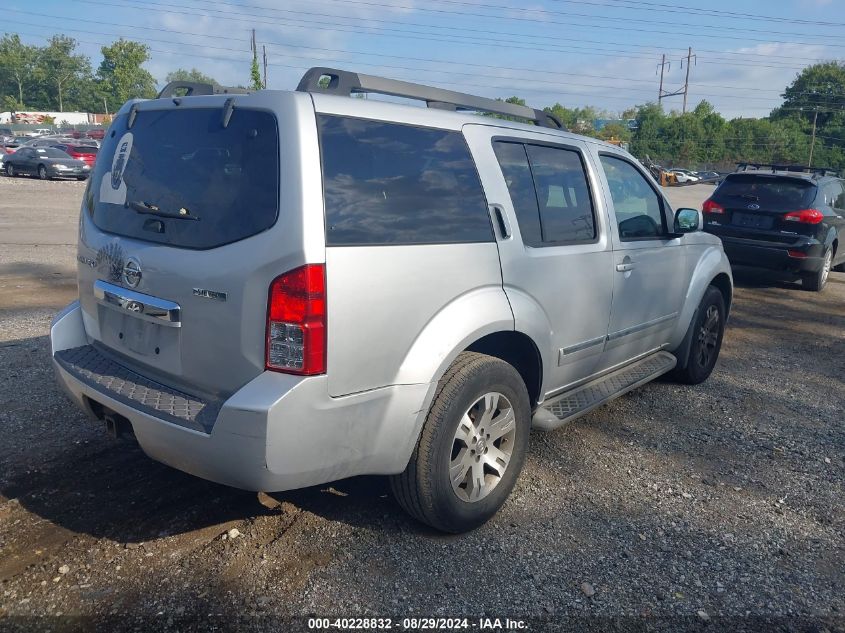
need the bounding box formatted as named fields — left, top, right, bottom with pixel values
left=703, top=164, right=845, bottom=290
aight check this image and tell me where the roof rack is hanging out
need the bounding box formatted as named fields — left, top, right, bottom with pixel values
left=156, top=82, right=249, bottom=99
left=296, top=67, right=564, bottom=130
left=735, top=162, right=839, bottom=178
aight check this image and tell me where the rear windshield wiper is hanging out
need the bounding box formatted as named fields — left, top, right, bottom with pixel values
left=128, top=200, right=200, bottom=221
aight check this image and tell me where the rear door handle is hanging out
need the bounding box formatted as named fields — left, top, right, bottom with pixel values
left=489, top=204, right=511, bottom=239
left=616, top=263, right=635, bottom=272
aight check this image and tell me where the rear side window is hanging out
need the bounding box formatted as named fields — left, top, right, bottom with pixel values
left=493, top=140, right=596, bottom=246
left=822, top=180, right=844, bottom=209
left=318, top=115, right=491, bottom=246
left=525, top=144, right=596, bottom=242
left=715, top=175, right=816, bottom=210
left=88, top=107, right=279, bottom=250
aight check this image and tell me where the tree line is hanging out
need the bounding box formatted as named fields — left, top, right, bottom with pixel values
left=526, top=62, right=845, bottom=171
left=0, top=33, right=222, bottom=115
left=2, top=32, right=844, bottom=170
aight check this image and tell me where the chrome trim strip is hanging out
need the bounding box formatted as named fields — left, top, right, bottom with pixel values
left=93, top=280, right=181, bottom=328
left=606, top=312, right=677, bottom=342
left=560, top=335, right=606, bottom=356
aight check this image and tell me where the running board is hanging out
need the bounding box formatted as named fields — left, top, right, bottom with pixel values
left=532, top=351, right=677, bottom=431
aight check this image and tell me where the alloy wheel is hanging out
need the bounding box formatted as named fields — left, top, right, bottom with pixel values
left=821, top=250, right=832, bottom=287
left=696, top=305, right=720, bottom=369
left=449, top=392, right=516, bottom=503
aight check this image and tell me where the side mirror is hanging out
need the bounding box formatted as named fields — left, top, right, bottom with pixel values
left=673, top=208, right=701, bottom=234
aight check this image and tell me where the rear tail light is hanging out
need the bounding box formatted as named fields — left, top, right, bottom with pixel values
left=783, top=209, right=824, bottom=224
left=702, top=199, right=725, bottom=214
left=787, top=250, right=808, bottom=259
left=266, top=264, right=326, bottom=375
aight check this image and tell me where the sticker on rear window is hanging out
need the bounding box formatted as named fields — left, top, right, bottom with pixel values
left=99, top=132, right=133, bottom=205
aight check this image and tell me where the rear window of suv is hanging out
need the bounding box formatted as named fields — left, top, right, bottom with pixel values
left=715, top=175, right=816, bottom=210
left=318, top=115, right=492, bottom=246
left=86, top=107, right=279, bottom=250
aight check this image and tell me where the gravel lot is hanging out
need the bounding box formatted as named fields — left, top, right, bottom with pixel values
left=1, top=177, right=843, bottom=632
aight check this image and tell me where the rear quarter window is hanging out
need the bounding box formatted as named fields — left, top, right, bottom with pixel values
left=318, top=115, right=492, bottom=246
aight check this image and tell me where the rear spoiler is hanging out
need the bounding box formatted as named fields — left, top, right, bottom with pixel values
left=156, top=82, right=249, bottom=99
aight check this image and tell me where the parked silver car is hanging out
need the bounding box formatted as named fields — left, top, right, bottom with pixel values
left=51, top=68, right=733, bottom=532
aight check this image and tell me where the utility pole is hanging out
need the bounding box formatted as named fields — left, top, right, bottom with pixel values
left=808, top=108, right=819, bottom=167
left=251, top=28, right=256, bottom=55
left=657, top=48, right=694, bottom=111
left=263, top=45, right=267, bottom=89
left=682, top=47, right=693, bottom=114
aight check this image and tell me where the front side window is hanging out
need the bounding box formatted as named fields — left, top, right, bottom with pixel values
left=318, top=115, right=491, bottom=246
left=600, top=154, right=666, bottom=240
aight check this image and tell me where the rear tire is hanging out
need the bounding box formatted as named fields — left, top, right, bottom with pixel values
left=671, top=286, right=726, bottom=385
left=390, top=352, right=531, bottom=533
left=5, top=164, right=15, bottom=177
left=38, top=165, right=48, bottom=180
left=802, top=249, right=832, bottom=291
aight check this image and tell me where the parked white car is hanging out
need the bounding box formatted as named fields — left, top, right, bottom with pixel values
left=670, top=168, right=701, bottom=183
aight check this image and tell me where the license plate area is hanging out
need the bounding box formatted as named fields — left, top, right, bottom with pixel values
left=731, top=212, right=773, bottom=229
left=98, top=305, right=182, bottom=372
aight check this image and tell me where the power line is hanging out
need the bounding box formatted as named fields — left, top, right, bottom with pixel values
left=6, top=7, right=826, bottom=84
left=6, top=20, right=823, bottom=107
left=184, top=0, right=841, bottom=45
left=71, top=0, right=841, bottom=58
left=570, top=0, right=845, bottom=28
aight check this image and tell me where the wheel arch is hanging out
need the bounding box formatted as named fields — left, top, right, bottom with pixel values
left=465, top=330, right=543, bottom=408
left=710, top=271, right=733, bottom=316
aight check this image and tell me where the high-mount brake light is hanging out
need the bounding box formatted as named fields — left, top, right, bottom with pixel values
left=783, top=209, right=824, bottom=224
left=265, top=264, right=326, bottom=375
left=702, top=199, right=725, bottom=214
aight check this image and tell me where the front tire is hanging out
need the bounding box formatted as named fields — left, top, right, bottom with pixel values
left=38, top=165, right=49, bottom=180
left=802, top=249, right=832, bottom=291
left=672, top=286, right=726, bottom=385
left=390, top=352, right=531, bottom=533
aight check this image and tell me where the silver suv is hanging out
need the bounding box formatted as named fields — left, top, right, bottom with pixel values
left=51, top=68, right=733, bottom=533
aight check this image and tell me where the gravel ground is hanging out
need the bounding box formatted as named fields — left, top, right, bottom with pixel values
left=0, top=177, right=843, bottom=632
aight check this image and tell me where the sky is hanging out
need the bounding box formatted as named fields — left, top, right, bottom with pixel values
left=3, top=0, right=844, bottom=119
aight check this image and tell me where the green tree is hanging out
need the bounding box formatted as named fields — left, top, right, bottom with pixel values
left=166, top=67, right=218, bottom=85
left=772, top=62, right=845, bottom=127
left=97, top=39, right=156, bottom=111
left=38, top=35, right=90, bottom=111
left=250, top=50, right=262, bottom=90
left=0, top=34, right=37, bottom=108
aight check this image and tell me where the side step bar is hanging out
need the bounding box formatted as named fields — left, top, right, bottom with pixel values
left=532, top=351, right=677, bottom=431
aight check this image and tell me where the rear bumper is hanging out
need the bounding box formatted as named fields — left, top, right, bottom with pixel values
left=51, top=302, right=431, bottom=492
left=716, top=235, right=825, bottom=273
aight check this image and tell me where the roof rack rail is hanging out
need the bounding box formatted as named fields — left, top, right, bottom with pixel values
left=296, top=67, right=564, bottom=130
left=735, top=162, right=839, bottom=178
left=156, top=82, right=249, bottom=99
